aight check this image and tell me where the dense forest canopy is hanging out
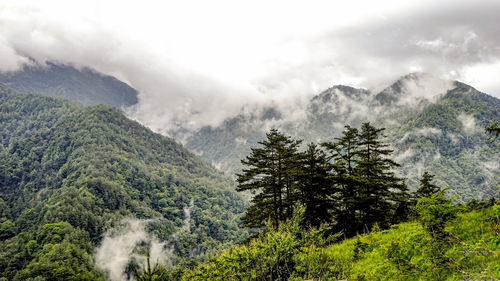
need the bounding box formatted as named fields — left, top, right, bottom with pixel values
left=0, top=77, right=498, bottom=280
left=0, top=85, right=248, bottom=280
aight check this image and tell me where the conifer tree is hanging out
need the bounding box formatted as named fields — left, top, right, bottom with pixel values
left=236, top=129, right=302, bottom=228
left=323, top=123, right=409, bottom=236
left=322, top=126, right=360, bottom=236
left=297, top=143, right=332, bottom=227
left=355, top=122, right=409, bottom=230
left=415, top=171, right=440, bottom=198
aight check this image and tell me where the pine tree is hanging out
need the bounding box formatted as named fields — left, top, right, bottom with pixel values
left=297, top=143, right=332, bottom=227
left=236, top=129, right=302, bottom=228
left=322, top=126, right=360, bottom=236
left=323, top=123, right=409, bottom=236
left=415, top=171, right=440, bottom=198
left=355, top=122, right=409, bottom=230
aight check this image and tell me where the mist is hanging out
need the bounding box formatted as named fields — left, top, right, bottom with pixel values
left=95, top=200, right=194, bottom=281
left=1, top=0, right=499, bottom=136
left=95, top=219, right=170, bottom=281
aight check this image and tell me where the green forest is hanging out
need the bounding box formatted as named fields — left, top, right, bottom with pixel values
left=0, top=84, right=498, bottom=280
left=0, top=85, right=248, bottom=280
left=136, top=125, right=499, bottom=280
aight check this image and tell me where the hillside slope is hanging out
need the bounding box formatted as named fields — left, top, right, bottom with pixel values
left=178, top=202, right=500, bottom=280
left=0, top=85, right=247, bottom=280
left=0, top=62, right=138, bottom=108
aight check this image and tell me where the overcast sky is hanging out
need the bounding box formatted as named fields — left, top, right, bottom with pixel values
left=1, top=0, right=499, bottom=132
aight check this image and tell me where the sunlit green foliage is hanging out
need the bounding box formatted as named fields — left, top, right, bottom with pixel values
left=175, top=202, right=499, bottom=281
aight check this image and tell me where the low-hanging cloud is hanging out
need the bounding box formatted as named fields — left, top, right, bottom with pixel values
left=1, top=0, right=499, bottom=137
left=95, top=219, right=170, bottom=281
left=95, top=200, right=194, bottom=281
left=457, top=113, right=478, bottom=135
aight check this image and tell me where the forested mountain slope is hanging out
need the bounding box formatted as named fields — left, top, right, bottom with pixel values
left=0, top=62, right=138, bottom=108
left=186, top=74, right=500, bottom=202
left=389, top=81, right=500, bottom=200
left=0, top=85, right=248, bottom=280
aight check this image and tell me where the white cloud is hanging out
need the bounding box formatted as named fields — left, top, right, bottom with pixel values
left=461, top=60, right=500, bottom=95
left=95, top=202, right=193, bottom=281
left=415, top=127, right=443, bottom=137
left=482, top=159, right=499, bottom=171
left=416, top=37, right=446, bottom=52
left=234, top=137, right=247, bottom=146
left=447, top=133, right=460, bottom=145
left=457, top=113, right=477, bottom=135
left=95, top=219, right=169, bottom=281
left=394, top=148, right=415, bottom=163
left=1, top=0, right=499, bottom=135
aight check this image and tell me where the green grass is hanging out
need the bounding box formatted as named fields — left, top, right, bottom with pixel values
left=176, top=204, right=499, bottom=281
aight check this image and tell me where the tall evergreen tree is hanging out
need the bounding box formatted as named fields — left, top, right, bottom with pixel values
left=323, top=123, right=409, bottom=236
left=355, top=123, right=409, bottom=229
left=297, top=143, right=332, bottom=227
left=236, top=129, right=302, bottom=228
left=415, top=171, right=441, bottom=198
left=322, top=126, right=360, bottom=236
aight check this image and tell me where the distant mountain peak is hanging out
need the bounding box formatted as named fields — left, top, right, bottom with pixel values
left=0, top=61, right=139, bottom=109
left=375, top=72, right=453, bottom=106
left=312, top=84, right=369, bottom=104
left=399, top=71, right=431, bottom=80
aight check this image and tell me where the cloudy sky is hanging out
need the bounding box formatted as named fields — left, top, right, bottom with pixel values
left=1, top=0, right=499, bottom=132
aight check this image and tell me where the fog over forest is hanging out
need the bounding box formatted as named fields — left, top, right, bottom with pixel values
left=1, top=0, right=500, bottom=135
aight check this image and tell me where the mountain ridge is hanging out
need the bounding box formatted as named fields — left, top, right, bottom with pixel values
left=0, top=61, right=139, bottom=109
left=185, top=73, right=499, bottom=202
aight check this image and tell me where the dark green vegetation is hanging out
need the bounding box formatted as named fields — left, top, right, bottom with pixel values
left=0, top=62, right=138, bottom=108
left=487, top=123, right=500, bottom=138
left=236, top=129, right=303, bottom=228
left=237, top=125, right=410, bottom=236
left=415, top=171, right=441, bottom=198
left=0, top=85, right=247, bottom=280
left=186, top=75, right=500, bottom=203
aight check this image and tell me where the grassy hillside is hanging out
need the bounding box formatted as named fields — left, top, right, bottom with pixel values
left=175, top=200, right=499, bottom=280
left=0, top=85, right=248, bottom=280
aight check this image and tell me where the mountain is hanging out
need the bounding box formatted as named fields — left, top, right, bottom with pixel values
left=0, top=85, right=247, bottom=280
left=185, top=73, right=500, bottom=202
left=0, top=62, right=138, bottom=108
